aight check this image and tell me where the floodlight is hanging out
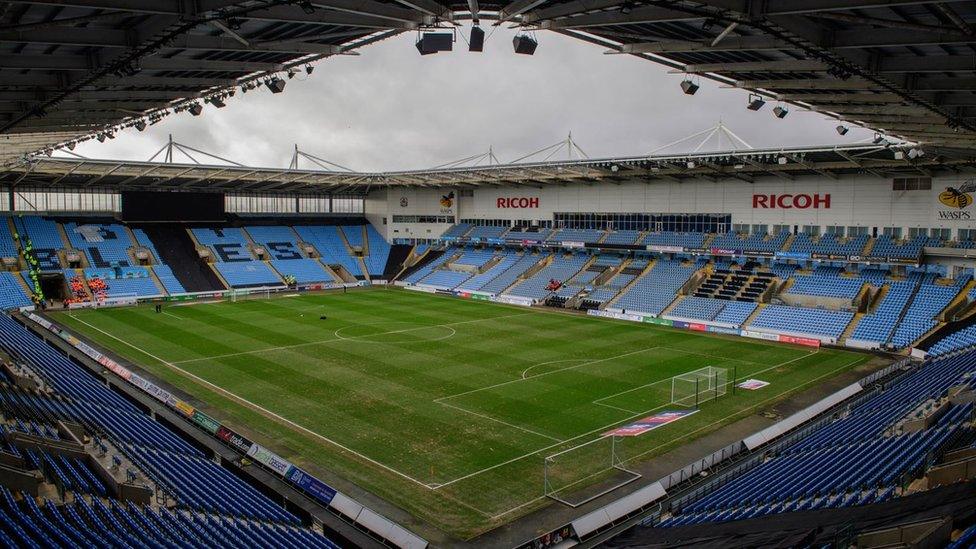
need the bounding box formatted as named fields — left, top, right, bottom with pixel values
left=836, top=125, right=849, bottom=135
left=772, top=106, right=789, bottom=118
left=680, top=79, right=699, bottom=95
left=188, top=103, right=203, bottom=116
left=266, top=77, right=286, bottom=93
left=746, top=94, right=765, bottom=111
left=135, top=120, right=147, bottom=131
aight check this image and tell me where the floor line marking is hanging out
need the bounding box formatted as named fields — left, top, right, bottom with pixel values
left=160, top=311, right=182, bottom=321
left=169, top=312, right=533, bottom=364
left=435, top=400, right=564, bottom=443
left=435, top=346, right=663, bottom=404
left=591, top=348, right=817, bottom=405
left=434, top=348, right=821, bottom=490
left=67, top=315, right=439, bottom=490
left=479, top=355, right=864, bottom=521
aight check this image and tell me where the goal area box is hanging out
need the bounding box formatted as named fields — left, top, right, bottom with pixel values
left=671, top=366, right=727, bottom=408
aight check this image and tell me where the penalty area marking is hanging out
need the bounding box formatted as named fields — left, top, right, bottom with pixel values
left=64, top=315, right=441, bottom=491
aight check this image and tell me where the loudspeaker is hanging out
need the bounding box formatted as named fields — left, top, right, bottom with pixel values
left=680, top=80, right=699, bottom=95
left=469, top=26, right=485, bottom=52
left=416, top=32, right=453, bottom=55
left=266, top=78, right=286, bottom=93
left=513, top=35, right=538, bottom=55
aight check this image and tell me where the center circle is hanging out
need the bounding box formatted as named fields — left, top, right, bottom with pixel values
left=333, top=323, right=457, bottom=343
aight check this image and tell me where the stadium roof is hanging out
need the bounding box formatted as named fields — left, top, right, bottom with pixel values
left=5, top=143, right=975, bottom=193
left=2, top=0, right=976, bottom=166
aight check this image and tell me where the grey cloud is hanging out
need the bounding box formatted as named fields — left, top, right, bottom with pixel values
left=72, top=28, right=875, bottom=171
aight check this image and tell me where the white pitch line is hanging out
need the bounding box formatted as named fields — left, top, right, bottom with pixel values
left=434, top=348, right=822, bottom=490
left=435, top=346, right=663, bottom=404
left=170, top=312, right=533, bottom=365
left=591, top=401, right=640, bottom=414
left=160, top=311, right=182, bottom=321
left=482, top=354, right=864, bottom=522
left=67, top=315, right=439, bottom=491
left=435, top=400, right=563, bottom=443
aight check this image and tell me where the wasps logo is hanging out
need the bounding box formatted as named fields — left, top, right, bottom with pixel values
left=939, top=187, right=973, bottom=209
left=439, top=191, right=455, bottom=209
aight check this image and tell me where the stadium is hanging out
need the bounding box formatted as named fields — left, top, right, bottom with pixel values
left=1, top=1, right=976, bottom=548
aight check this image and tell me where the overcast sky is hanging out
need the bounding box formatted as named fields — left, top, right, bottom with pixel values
left=69, top=27, right=875, bottom=171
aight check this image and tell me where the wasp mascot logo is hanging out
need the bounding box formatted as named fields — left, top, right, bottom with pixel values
left=938, top=186, right=973, bottom=220
left=439, top=191, right=455, bottom=209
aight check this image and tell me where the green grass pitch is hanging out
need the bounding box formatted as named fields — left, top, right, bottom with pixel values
left=52, top=288, right=872, bottom=538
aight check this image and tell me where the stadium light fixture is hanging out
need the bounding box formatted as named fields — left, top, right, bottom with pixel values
left=96, top=133, right=107, bottom=142
left=469, top=26, right=485, bottom=52
left=772, top=106, right=789, bottom=119
left=210, top=96, right=226, bottom=108
left=66, top=141, right=75, bottom=151
left=135, top=120, right=147, bottom=131
left=777, top=156, right=788, bottom=165
left=513, top=34, right=538, bottom=55
left=836, top=125, right=849, bottom=135
left=686, top=161, right=696, bottom=169
left=908, top=148, right=925, bottom=159
left=746, top=94, right=765, bottom=111
left=266, top=77, right=286, bottom=93
left=680, top=78, right=699, bottom=95
left=305, top=64, right=314, bottom=74
left=188, top=103, right=203, bottom=116
left=872, top=132, right=885, bottom=144
left=893, top=150, right=905, bottom=160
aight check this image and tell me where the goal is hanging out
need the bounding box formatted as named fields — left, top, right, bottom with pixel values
left=543, top=435, right=640, bottom=507
left=671, top=366, right=728, bottom=408
left=229, top=288, right=272, bottom=302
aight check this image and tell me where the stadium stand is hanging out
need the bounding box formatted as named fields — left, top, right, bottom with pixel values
left=871, top=236, right=926, bottom=259
left=244, top=225, right=305, bottom=260
left=191, top=228, right=253, bottom=263
left=84, top=267, right=162, bottom=298
left=63, top=223, right=133, bottom=268
left=655, top=348, right=976, bottom=528
left=928, top=325, right=976, bottom=356
left=0, top=272, right=31, bottom=309
left=293, top=226, right=362, bottom=278
left=642, top=231, right=706, bottom=249
left=13, top=216, right=63, bottom=270
left=505, top=254, right=587, bottom=299
left=551, top=228, right=604, bottom=243
left=466, top=225, right=508, bottom=240
left=603, top=230, right=641, bottom=245
left=364, top=224, right=391, bottom=276
left=151, top=265, right=187, bottom=295
left=214, top=261, right=283, bottom=288
left=479, top=253, right=540, bottom=294
left=442, top=223, right=472, bottom=238
left=710, top=231, right=789, bottom=254
left=458, top=251, right=521, bottom=291
left=890, top=284, right=961, bottom=348
left=0, top=219, right=18, bottom=259
left=613, top=259, right=695, bottom=315
left=748, top=304, right=853, bottom=340
left=849, top=281, right=917, bottom=345
left=270, top=258, right=333, bottom=285
left=786, top=273, right=864, bottom=300
left=0, top=314, right=341, bottom=547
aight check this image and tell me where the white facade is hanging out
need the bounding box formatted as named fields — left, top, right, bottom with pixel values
left=369, top=173, right=976, bottom=240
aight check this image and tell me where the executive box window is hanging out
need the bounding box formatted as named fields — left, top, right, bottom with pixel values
left=391, top=215, right=453, bottom=223
left=883, top=227, right=903, bottom=238
left=892, top=177, right=932, bottom=191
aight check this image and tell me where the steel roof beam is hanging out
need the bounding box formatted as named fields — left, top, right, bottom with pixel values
left=679, top=59, right=829, bottom=73
left=539, top=6, right=702, bottom=29
left=0, top=54, right=284, bottom=72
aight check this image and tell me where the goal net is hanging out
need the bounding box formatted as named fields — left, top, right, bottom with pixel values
left=543, top=436, right=640, bottom=507
left=671, top=366, right=728, bottom=408
left=229, top=288, right=271, bottom=302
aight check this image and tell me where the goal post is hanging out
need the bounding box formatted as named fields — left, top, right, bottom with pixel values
left=671, top=366, right=728, bottom=408
left=228, top=288, right=272, bottom=302
left=543, top=436, right=641, bottom=507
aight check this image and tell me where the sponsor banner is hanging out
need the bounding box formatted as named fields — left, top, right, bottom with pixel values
left=672, top=320, right=689, bottom=329
left=642, top=316, right=673, bottom=326
left=687, top=323, right=707, bottom=332
left=646, top=244, right=684, bottom=254
left=286, top=467, right=338, bottom=505
left=486, top=237, right=506, bottom=245
left=174, top=400, right=195, bottom=418
left=737, top=379, right=770, bottom=391
left=778, top=334, right=822, bottom=348
left=561, top=241, right=585, bottom=249
left=741, top=330, right=781, bottom=342
left=753, top=193, right=831, bottom=209
left=216, top=426, right=254, bottom=454
left=27, top=313, right=53, bottom=330
left=404, top=285, right=437, bottom=293
left=247, top=443, right=293, bottom=477
left=775, top=251, right=810, bottom=260
left=191, top=411, right=221, bottom=435
left=587, top=309, right=644, bottom=323
left=493, top=294, right=535, bottom=307
left=811, top=253, right=849, bottom=261
left=505, top=238, right=540, bottom=246
left=709, top=248, right=738, bottom=256
left=707, top=325, right=740, bottom=335
left=603, top=410, right=698, bottom=437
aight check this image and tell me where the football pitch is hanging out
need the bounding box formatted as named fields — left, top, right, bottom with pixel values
left=53, top=288, right=873, bottom=538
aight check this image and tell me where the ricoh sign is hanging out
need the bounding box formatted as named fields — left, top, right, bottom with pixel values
left=752, top=193, right=831, bottom=209
left=496, top=197, right=540, bottom=209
